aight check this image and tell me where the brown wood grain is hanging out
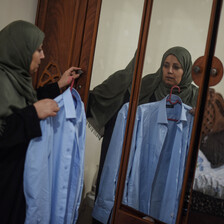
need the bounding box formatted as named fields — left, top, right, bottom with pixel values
left=35, top=0, right=102, bottom=107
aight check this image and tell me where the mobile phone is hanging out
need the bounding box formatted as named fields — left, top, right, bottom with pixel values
left=73, top=69, right=84, bottom=75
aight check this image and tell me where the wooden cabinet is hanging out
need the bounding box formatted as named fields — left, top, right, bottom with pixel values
left=34, top=0, right=102, bottom=107
left=35, top=0, right=224, bottom=223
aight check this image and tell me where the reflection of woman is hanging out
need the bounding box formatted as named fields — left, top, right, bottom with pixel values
left=0, top=20, right=80, bottom=224
left=87, top=46, right=198, bottom=222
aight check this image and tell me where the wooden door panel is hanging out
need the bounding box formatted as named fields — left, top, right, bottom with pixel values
left=35, top=0, right=101, bottom=106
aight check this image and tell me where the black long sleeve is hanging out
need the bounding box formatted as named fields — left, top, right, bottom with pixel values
left=0, top=82, right=61, bottom=224
left=0, top=105, right=41, bottom=224
left=0, top=105, right=41, bottom=155
left=0, top=82, right=61, bottom=153
left=36, top=82, right=61, bottom=99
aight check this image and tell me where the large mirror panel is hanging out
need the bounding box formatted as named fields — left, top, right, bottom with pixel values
left=78, top=0, right=144, bottom=223
left=119, top=0, right=213, bottom=224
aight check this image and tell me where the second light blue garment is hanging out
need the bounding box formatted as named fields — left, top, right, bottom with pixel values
left=92, top=94, right=194, bottom=224
left=24, top=88, right=86, bottom=224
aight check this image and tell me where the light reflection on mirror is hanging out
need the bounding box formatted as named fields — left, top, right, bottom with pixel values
left=82, top=0, right=144, bottom=219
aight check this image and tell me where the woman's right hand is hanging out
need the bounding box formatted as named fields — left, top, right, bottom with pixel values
left=33, top=99, right=60, bottom=119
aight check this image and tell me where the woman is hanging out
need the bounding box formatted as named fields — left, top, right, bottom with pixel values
left=0, top=20, right=81, bottom=223
left=88, top=46, right=198, bottom=224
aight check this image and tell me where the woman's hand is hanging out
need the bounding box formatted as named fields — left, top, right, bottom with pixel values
left=33, top=99, right=60, bottom=119
left=189, top=107, right=196, bottom=116
left=57, top=66, right=82, bottom=89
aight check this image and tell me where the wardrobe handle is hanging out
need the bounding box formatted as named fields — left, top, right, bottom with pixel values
left=192, top=56, right=223, bottom=87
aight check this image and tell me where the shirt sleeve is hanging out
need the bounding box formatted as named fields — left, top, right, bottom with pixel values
left=92, top=103, right=129, bottom=224
left=0, top=105, right=41, bottom=153
left=36, top=82, right=61, bottom=100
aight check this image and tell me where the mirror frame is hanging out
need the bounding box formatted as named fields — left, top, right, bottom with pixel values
left=111, top=0, right=223, bottom=224
left=177, top=1, right=223, bottom=223
left=35, top=0, right=223, bottom=223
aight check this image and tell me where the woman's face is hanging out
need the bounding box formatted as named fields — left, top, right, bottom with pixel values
left=29, top=44, right=45, bottom=74
left=162, top=54, right=184, bottom=86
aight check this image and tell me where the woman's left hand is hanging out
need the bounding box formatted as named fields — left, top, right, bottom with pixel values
left=58, top=66, right=82, bottom=89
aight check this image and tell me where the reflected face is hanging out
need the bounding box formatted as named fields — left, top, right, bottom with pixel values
left=162, top=54, right=183, bottom=86
left=29, top=44, right=45, bottom=74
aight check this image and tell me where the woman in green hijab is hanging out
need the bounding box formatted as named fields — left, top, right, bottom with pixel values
left=0, top=20, right=81, bottom=224
left=88, top=47, right=198, bottom=222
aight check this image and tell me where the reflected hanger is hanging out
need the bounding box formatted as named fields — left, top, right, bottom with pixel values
left=166, top=85, right=181, bottom=105
left=166, top=85, right=181, bottom=121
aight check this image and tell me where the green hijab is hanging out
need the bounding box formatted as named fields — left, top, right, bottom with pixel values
left=88, top=46, right=198, bottom=137
left=0, top=20, right=45, bottom=132
left=139, top=46, right=198, bottom=106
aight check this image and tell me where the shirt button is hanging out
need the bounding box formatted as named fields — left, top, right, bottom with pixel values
left=67, top=148, right=70, bottom=152
left=64, top=166, right=68, bottom=170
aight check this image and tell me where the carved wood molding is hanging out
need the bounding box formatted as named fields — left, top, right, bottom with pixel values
left=202, top=88, right=224, bottom=137
left=37, top=62, right=61, bottom=88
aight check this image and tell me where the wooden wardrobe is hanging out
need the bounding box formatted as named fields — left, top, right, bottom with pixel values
left=34, top=0, right=223, bottom=223
left=34, top=0, right=102, bottom=108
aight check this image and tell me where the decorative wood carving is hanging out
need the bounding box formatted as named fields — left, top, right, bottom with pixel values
left=202, top=88, right=224, bottom=137
left=37, top=62, right=61, bottom=88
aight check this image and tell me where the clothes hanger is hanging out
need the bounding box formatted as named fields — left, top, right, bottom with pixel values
left=166, top=85, right=181, bottom=105
left=70, top=69, right=83, bottom=91
left=70, top=78, right=75, bottom=91
left=70, top=69, right=84, bottom=98
left=166, top=85, right=181, bottom=122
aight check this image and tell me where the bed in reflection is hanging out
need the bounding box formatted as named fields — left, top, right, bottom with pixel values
left=188, top=88, right=224, bottom=224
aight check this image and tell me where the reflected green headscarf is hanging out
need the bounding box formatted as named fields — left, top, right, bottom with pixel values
left=139, top=46, right=198, bottom=106
left=88, top=46, right=198, bottom=137
left=0, top=20, right=45, bottom=132
left=87, top=54, right=136, bottom=137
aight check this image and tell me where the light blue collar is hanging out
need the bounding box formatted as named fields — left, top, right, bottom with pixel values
left=157, top=95, right=188, bottom=127
left=61, top=88, right=83, bottom=120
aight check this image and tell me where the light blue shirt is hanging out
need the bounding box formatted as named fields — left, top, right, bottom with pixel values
left=24, top=88, right=86, bottom=224
left=92, top=95, right=194, bottom=224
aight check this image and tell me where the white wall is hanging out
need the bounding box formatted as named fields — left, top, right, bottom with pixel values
left=0, top=0, right=38, bottom=30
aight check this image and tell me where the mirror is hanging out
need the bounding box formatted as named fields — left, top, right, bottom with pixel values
left=119, top=0, right=213, bottom=223
left=77, top=0, right=144, bottom=223
left=188, top=6, right=224, bottom=224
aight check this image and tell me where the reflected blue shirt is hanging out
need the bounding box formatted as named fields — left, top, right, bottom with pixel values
left=92, top=95, right=194, bottom=224
left=24, top=88, right=86, bottom=224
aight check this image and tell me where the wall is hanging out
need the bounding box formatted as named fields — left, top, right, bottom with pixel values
left=0, top=0, right=38, bottom=30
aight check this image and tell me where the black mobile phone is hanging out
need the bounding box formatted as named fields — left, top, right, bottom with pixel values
left=73, top=69, right=84, bottom=75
